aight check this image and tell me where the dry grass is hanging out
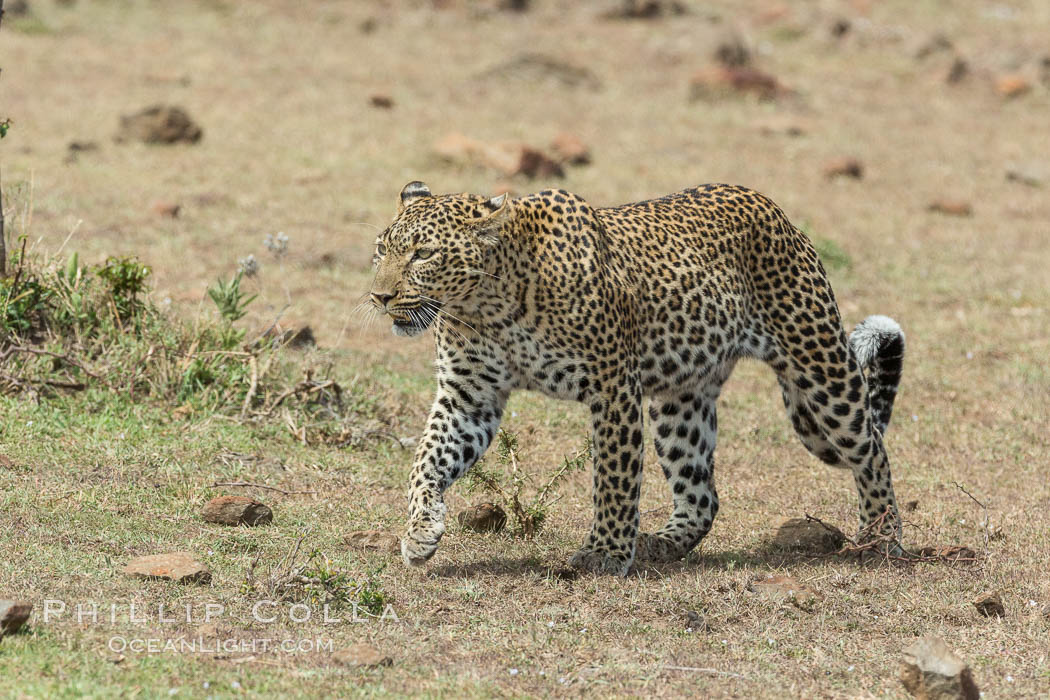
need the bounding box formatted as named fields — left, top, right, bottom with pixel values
left=2, top=0, right=1049, bottom=697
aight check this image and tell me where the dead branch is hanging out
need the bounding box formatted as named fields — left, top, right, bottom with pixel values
left=952, top=480, right=987, bottom=509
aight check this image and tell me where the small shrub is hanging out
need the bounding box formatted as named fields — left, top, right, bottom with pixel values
left=467, top=429, right=590, bottom=537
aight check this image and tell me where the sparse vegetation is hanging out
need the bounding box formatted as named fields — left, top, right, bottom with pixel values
left=466, top=430, right=591, bottom=537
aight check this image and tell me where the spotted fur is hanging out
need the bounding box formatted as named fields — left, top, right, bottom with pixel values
left=369, top=182, right=907, bottom=576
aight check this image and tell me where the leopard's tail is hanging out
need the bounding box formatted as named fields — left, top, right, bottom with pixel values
left=849, top=315, right=905, bottom=436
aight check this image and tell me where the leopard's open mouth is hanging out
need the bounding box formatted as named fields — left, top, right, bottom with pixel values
left=391, top=301, right=442, bottom=336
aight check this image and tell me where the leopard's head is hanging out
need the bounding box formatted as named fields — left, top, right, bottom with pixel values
left=369, top=181, right=511, bottom=337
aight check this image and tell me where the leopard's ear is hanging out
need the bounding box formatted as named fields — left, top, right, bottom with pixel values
left=398, top=181, right=432, bottom=213
left=475, top=193, right=512, bottom=245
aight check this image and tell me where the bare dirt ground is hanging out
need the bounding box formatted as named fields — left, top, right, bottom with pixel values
left=2, top=0, right=1050, bottom=697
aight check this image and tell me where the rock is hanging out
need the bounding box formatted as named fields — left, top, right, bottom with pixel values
left=369, top=94, right=394, bottom=109
left=995, top=75, right=1031, bottom=98
left=202, top=496, right=273, bottom=526
left=773, top=517, right=847, bottom=553
left=332, top=643, right=393, bottom=669
left=0, top=455, right=15, bottom=469
left=150, top=201, right=181, bottom=218
left=713, top=35, right=750, bottom=68
left=1005, top=166, right=1045, bottom=187
left=457, top=502, right=507, bottom=533
left=0, top=600, right=32, bottom=636
left=67, top=141, right=98, bottom=153
left=945, top=58, right=969, bottom=84
left=269, top=324, right=316, bottom=349
left=603, top=0, right=687, bottom=19
left=829, top=18, right=851, bottom=38
left=900, top=637, right=979, bottom=700
left=904, top=499, right=920, bottom=512
left=972, top=591, right=1005, bottom=618
left=689, top=65, right=783, bottom=101
left=682, top=610, right=710, bottom=632
left=749, top=575, right=823, bottom=609
left=916, top=545, right=977, bottom=563
left=823, top=157, right=864, bottom=179
left=1042, top=603, right=1050, bottom=620
left=927, top=200, right=972, bottom=217
left=123, top=552, right=211, bottom=584
left=433, top=132, right=563, bottom=179
left=344, top=530, right=401, bottom=554
left=498, top=0, right=530, bottom=11
left=517, top=147, right=564, bottom=178
left=116, top=105, right=202, bottom=145
left=551, top=132, right=591, bottom=165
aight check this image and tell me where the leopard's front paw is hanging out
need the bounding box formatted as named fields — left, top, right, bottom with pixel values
left=568, top=547, right=634, bottom=577
left=401, top=504, right=447, bottom=567
left=635, top=532, right=691, bottom=563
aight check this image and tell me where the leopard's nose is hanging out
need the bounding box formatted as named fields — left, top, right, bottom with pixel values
left=371, top=292, right=395, bottom=309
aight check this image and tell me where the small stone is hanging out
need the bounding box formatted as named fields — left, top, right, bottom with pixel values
left=829, top=18, right=851, bottom=38
left=68, top=141, right=99, bottom=153
left=332, top=643, right=393, bottom=668
left=1041, top=603, right=1050, bottom=620
left=823, top=157, right=864, bottom=179
left=551, top=132, right=591, bottom=165
left=0, top=455, right=15, bottom=469
left=116, top=105, right=202, bottom=145
left=123, top=552, right=211, bottom=584
left=749, top=575, right=823, bottom=609
left=0, top=600, right=33, bottom=636
left=433, top=132, right=564, bottom=179
left=344, top=530, right=401, bottom=554
left=690, top=65, right=783, bottom=101
left=972, top=591, right=1005, bottom=618
left=900, top=637, right=980, bottom=700
left=945, top=58, right=969, bottom=84
left=498, top=0, right=530, bottom=11
left=996, top=75, right=1031, bottom=98
left=457, top=502, right=507, bottom=533
left=1005, top=167, right=1044, bottom=187
left=604, top=0, right=687, bottom=19
left=151, top=201, right=181, bottom=218
left=369, top=94, right=394, bottom=109
left=682, top=610, right=710, bottom=632
left=904, top=500, right=920, bottom=512
left=773, top=518, right=847, bottom=553
left=713, top=34, right=750, bottom=68
left=517, top=147, right=564, bottom=178
left=927, top=200, right=972, bottom=217
left=202, top=496, right=273, bottom=526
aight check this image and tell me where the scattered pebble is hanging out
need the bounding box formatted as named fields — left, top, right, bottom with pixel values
left=202, top=496, right=273, bottom=527
left=123, top=552, right=211, bottom=584
left=900, top=637, right=979, bottom=700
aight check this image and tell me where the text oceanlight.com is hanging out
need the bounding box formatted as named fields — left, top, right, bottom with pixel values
left=107, top=637, right=334, bottom=654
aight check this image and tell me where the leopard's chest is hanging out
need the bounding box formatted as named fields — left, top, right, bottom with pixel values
left=499, top=326, right=591, bottom=401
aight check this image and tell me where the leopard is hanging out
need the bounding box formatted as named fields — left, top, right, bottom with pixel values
left=368, top=180, right=906, bottom=576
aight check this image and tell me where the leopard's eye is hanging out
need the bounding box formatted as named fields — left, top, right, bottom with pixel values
left=413, top=248, right=436, bottom=262
left=376, top=242, right=387, bottom=256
